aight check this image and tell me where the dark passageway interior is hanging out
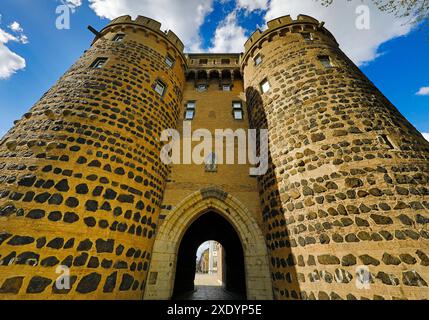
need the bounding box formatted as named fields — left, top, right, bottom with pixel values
left=172, top=211, right=246, bottom=299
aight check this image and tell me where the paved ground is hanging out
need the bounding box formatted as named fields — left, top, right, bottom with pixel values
left=194, top=273, right=223, bottom=286
left=174, top=273, right=245, bottom=300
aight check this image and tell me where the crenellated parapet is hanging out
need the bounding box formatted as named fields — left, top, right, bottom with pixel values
left=96, top=15, right=186, bottom=65
left=242, top=14, right=338, bottom=68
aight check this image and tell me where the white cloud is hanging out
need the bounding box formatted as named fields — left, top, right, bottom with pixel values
left=209, top=11, right=248, bottom=53
left=237, top=0, right=268, bottom=12
left=422, top=133, right=429, bottom=142
left=0, top=42, right=26, bottom=79
left=264, top=0, right=413, bottom=66
left=9, top=21, right=23, bottom=33
left=416, top=87, right=429, bottom=96
left=88, top=0, right=214, bottom=51
left=0, top=19, right=27, bottom=79
left=64, top=0, right=83, bottom=8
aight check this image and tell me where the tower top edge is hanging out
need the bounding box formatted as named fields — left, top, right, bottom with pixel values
left=102, top=15, right=185, bottom=53
left=243, top=14, right=336, bottom=56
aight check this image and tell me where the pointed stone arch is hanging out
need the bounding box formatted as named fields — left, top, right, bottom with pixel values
left=144, top=187, right=273, bottom=300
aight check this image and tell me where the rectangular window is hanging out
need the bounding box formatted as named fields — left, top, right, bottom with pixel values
left=91, top=57, right=108, bottom=69
left=223, top=84, right=231, bottom=91
left=165, top=55, right=175, bottom=68
left=112, top=34, right=125, bottom=42
left=254, top=54, right=262, bottom=66
left=185, top=101, right=196, bottom=120
left=154, top=80, right=166, bottom=96
left=233, top=101, right=243, bottom=120
left=302, top=33, right=313, bottom=41
left=260, top=79, right=270, bottom=94
left=221, top=59, right=230, bottom=65
left=199, top=59, right=208, bottom=65
left=197, top=84, right=207, bottom=92
left=318, top=55, right=333, bottom=68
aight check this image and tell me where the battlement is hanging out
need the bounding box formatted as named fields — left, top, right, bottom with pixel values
left=243, top=14, right=336, bottom=57
left=102, top=15, right=185, bottom=53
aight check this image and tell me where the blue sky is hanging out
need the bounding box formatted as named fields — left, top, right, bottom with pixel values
left=0, top=0, right=428, bottom=139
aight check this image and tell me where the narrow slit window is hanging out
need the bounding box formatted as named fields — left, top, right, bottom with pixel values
left=254, top=54, right=263, bottom=66
left=165, top=55, right=175, bottom=68
left=319, top=55, right=333, bottom=68
left=154, top=80, right=166, bottom=96
left=90, top=57, right=108, bottom=69
left=233, top=101, right=243, bottom=120
left=260, top=78, right=270, bottom=94
left=112, top=34, right=125, bottom=42
left=185, top=101, right=196, bottom=120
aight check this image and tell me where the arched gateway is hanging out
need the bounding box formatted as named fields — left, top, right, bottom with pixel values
left=144, top=188, right=273, bottom=300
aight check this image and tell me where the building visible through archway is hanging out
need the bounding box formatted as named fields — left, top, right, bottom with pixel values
left=172, top=212, right=246, bottom=300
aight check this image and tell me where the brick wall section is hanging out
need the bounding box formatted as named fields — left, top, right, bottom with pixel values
left=0, top=16, right=186, bottom=299
left=243, top=15, right=429, bottom=300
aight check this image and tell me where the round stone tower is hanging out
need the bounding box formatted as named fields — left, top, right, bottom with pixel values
left=0, top=15, right=186, bottom=299
left=242, top=15, right=429, bottom=300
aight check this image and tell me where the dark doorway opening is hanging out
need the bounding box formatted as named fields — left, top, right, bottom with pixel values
left=172, top=211, right=246, bottom=300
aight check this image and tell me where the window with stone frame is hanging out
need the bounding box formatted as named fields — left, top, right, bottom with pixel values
left=260, top=78, right=270, bottom=94
left=165, top=55, right=175, bottom=68
left=205, top=152, right=217, bottom=172
left=197, top=84, right=207, bottom=92
left=254, top=54, right=263, bottom=66
left=90, top=57, right=108, bottom=69
left=232, top=101, right=244, bottom=120
left=302, top=32, right=313, bottom=41
left=185, top=101, right=196, bottom=120
left=318, top=55, right=333, bottom=68
left=112, top=34, right=125, bottom=42
left=154, top=79, right=167, bottom=96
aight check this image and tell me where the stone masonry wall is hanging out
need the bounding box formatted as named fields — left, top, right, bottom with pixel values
left=0, top=16, right=186, bottom=299
left=243, top=15, right=429, bottom=300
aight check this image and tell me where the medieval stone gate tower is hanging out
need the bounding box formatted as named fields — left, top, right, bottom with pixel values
left=0, top=14, right=428, bottom=300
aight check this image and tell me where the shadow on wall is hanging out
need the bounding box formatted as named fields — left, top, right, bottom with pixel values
left=246, top=86, right=302, bottom=299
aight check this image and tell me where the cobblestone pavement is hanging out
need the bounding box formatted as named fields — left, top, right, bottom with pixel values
left=175, top=273, right=245, bottom=300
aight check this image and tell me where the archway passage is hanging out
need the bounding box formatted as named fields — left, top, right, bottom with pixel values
left=144, top=188, right=273, bottom=300
left=173, top=212, right=246, bottom=299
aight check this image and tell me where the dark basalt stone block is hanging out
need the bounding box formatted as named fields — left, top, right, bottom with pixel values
left=41, top=256, right=60, bottom=267
left=55, top=179, right=70, bottom=192
left=18, top=175, right=36, bottom=187
left=0, top=232, right=12, bottom=245
left=76, top=273, right=102, bottom=293
left=63, top=212, right=79, bottom=223
left=96, top=239, right=114, bottom=253
left=26, top=276, right=52, bottom=294
left=48, top=194, right=64, bottom=205
left=15, top=252, right=39, bottom=265
left=47, top=237, right=64, bottom=249
left=26, top=209, right=45, bottom=219
left=77, top=239, right=93, bottom=251
left=119, top=274, right=134, bottom=291
left=0, top=276, right=24, bottom=294
left=7, top=235, right=35, bottom=246
left=103, top=272, right=117, bottom=293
